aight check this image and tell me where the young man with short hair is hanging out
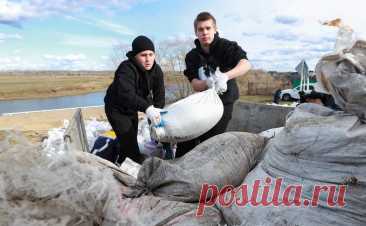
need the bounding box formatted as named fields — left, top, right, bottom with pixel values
left=104, top=35, right=165, bottom=164
left=176, top=12, right=252, bottom=157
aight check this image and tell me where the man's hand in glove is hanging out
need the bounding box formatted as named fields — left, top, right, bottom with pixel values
left=146, top=106, right=163, bottom=126
left=198, top=67, right=216, bottom=89
left=215, top=71, right=229, bottom=94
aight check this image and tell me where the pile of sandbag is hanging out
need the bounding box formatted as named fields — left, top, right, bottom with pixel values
left=0, top=132, right=125, bottom=226
left=218, top=103, right=366, bottom=225
left=0, top=131, right=225, bottom=226
left=315, top=18, right=366, bottom=121
left=216, top=21, right=366, bottom=226
left=119, top=195, right=223, bottom=225
left=128, top=132, right=266, bottom=202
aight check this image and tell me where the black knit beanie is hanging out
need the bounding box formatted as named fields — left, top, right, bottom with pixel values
left=131, top=35, right=155, bottom=56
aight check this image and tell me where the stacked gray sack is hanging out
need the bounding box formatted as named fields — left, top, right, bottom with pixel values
left=217, top=40, right=366, bottom=226
left=119, top=195, right=223, bottom=225
left=130, top=132, right=267, bottom=202
left=0, top=133, right=126, bottom=226
left=0, top=132, right=225, bottom=226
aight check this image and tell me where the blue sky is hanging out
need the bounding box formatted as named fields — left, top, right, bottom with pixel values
left=0, top=0, right=365, bottom=71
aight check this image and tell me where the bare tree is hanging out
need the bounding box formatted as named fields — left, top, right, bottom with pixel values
left=156, top=36, right=194, bottom=99
left=109, top=42, right=130, bottom=69
left=157, top=36, right=193, bottom=73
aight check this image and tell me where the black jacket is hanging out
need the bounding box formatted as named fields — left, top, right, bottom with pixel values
left=104, top=55, right=165, bottom=115
left=184, top=33, right=248, bottom=104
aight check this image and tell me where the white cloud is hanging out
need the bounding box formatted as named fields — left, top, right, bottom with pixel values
left=274, top=16, right=302, bottom=25
left=162, top=34, right=194, bottom=48
left=61, top=34, right=120, bottom=48
left=0, top=0, right=35, bottom=27
left=43, top=53, right=86, bottom=61
left=1, top=0, right=365, bottom=71
left=0, top=0, right=148, bottom=28
left=0, top=55, right=23, bottom=70
left=266, top=30, right=299, bottom=42
left=0, top=53, right=111, bottom=70
left=203, top=0, right=366, bottom=71
left=95, top=19, right=135, bottom=36
left=41, top=53, right=88, bottom=70
left=65, top=16, right=136, bottom=36
left=0, top=32, right=22, bottom=42
left=0, top=55, right=20, bottom=64
left=12, top=49, right=21, bottom=54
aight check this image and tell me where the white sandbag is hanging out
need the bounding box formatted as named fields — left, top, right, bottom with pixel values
left=137, top=117, right=154, bottom=155
left=129, top=132, right=266, bottom=202
left=119, top=195, right=223, bottom=226
left=217, top=104, right=366, bottom=226
left=150, top=88, right=223, bottom=142
left=137, top=117, right=170, bottom=159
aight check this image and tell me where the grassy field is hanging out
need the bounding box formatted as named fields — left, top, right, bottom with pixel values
left=239, top=95, right=272, bottom=103
left=0, top=72, right=187, bottom=101
left=0, top=70, right=289, bottom=101
left=0, top=71, right=184, bottom=101
left=0, top=74, right=113, bottom=100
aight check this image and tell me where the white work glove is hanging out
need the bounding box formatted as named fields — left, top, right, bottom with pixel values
left=145, top=105, right=162, bottom=126
left=215, top=71, right=229, bottom=94
left=198, top=67, right=215, bottom=89
left=206, top=76, right=215, bottom=89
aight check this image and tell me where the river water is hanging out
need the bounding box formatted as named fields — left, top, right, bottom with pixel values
left=0, top=85, right=179, bottom=115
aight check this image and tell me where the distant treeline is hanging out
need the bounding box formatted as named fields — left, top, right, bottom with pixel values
left=164, top=69, right=294, bottom=96
left=0, top=71, right=114, bottom=77
left=0, top=69, right=295, bottom=96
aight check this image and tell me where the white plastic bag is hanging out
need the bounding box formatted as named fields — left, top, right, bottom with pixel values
left=321, top=18, right=356, bottom=53
left=150, top=88, right=223, bottom=142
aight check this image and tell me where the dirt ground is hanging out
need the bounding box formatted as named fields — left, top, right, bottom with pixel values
left=0, top=107, right=147, bottom=144
left=0, top=106, right=107, bottom=143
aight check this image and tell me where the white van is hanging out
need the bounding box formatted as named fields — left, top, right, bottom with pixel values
left=279, top=84, right=315, bottom=101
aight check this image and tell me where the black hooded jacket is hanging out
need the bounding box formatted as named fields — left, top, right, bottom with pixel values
left=104, top=53, right=165, bottom=115
left=184, top=33, right=248, bottom=104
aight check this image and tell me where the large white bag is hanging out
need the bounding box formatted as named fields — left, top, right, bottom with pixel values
left=150, top=88, right=223, bottom=142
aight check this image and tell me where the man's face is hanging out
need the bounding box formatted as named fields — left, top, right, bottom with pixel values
left=135, top=50, right=155, bottom=70
left=195, top=19, right=217, bottom=47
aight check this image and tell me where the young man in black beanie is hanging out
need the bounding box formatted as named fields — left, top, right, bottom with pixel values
left=176, top=12, right=252, bottom=157
left=104, top=35, right=165, bottom=165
